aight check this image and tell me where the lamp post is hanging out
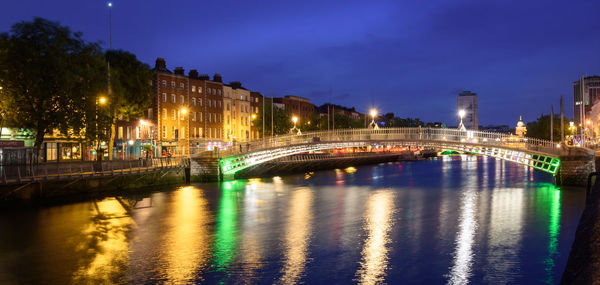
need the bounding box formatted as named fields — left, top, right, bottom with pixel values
left=178, top=107, right=188, bottom=156
left=290, top=116, right=301, bottom=135
left=369, top=109, right=379, bottom=130
left=458, top=109, right=466, bottom=131
left=96, top=95, right=107, bottom=160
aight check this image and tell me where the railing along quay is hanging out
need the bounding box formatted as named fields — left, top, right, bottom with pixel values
left=0, top=157, right=189, bottom=185
left=218, top=127, right=561, bottom=157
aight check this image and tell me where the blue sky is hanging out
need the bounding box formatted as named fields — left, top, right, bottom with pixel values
left=1, top=0, right=599, bottom=125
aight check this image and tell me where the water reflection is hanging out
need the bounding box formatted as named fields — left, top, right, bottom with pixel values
left=162, top=186, right=211, bottom=283
left=72, top=198, right=132, bottom=283
left=447, top=186, right=477, bottom=285
left=356, top=190, right=394, bottom=285
left=214, top=182, right=241, bottom=272
left=537, top=184, right=562, bottom=284
left=280, top=187, right=313, bottom=284
left=484, top=188, right=524, bottom=283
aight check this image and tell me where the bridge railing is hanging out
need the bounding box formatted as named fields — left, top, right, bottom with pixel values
left=0, top=157, right=189, bottom=185
left=220, top=127, right=560, bottom=157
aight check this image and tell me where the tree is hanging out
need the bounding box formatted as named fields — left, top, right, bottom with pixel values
left=0, top=18, right=106, bottom=155
left=255, top=100, right=293, bottom=136
left=104, top=50, right=153, bottom=160
left=527, top=114, right=573, bottom=141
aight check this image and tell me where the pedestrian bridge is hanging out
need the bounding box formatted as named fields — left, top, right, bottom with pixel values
left=218, top=128, right=564, bottom=177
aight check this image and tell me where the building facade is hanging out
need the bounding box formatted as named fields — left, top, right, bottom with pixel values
left=274, top=95, right=315, bottom=122
left=457, top=91, right=479, bottom=130
left=250, top=91, right=263, bottom=140
left=574, top=76, right=600, bottom=127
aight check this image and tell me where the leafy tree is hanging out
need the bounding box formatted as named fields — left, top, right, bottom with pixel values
left=0, top=18, right=106, bottom=155
left=255, top=100, right=292, bottom=136
left=104, top=50, right=153, bottom=159
left=527, top=114, right=573, bottom=141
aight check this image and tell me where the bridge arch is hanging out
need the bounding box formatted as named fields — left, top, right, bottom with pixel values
left=217, top=128, right=561, bottom=177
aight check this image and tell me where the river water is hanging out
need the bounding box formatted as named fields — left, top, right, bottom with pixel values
left=0, top=156, right=586, bottom=284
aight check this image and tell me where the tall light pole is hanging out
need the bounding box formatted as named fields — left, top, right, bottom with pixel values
left=290, top=116, right=301, bottom=135
left=458, top=109, right=466, bottom=131
left=369, top=109, right=379, bottom=130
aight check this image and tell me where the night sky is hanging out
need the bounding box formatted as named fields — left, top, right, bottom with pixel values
left=1, top=0, right=599, bottom=126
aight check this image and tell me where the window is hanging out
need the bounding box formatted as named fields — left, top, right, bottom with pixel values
left=126, top=126, right=132, bottom=139
left=172, top=127, right=176, bottom=139
left=162, top=126, right=167, bottom=139
left=180, top=95, right=184, bottom=105
left=192, top=86, right=196, bottom=92
left=162, top=108, right=167, bottom=120
left=218, top=101, right=222, bottom=108
left=199, top=112, right=203, bottom=122
left=198, top=87, right=202, bottom=94
left=161, top=80, right=167, bottom=87
left=181, top=127, right=185, bottom=139
left=171, top=94, right=176, bottom=103
left=199, top=98, right=202, bottom=107
left=218, top=114, right=222, bottom=123
left=192, top=112, right=196, bottom=121
left=118, top=126, right=123, bottom=139
left=217, top=90, right=221, bottom=96
left=180, top=82, right=184, bottom=89
left=171, top=81, right=175, bottom=88
left=180, top=112, right=184, bottom=121
left=172, top=109, right=176, bottom=120
left=227, top=116, right=230, bottom=124
left=192, top=97, right=196, bottom=106
left=199, top=127, right=203, bottom=137
left=162, top=93, right=167, bottom=102
left=227, top=103, right=230, bottom=111
left=136, top=126, right=141, bottom=139
left=148, top=108, right=153, bottom=120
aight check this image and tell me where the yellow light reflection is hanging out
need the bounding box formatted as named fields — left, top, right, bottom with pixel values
left=356, top=190, right=394, bottom=285
left=279, top=188, right=313, bottom=284
left=483, top=188, right=524, bottom=283
left=73, top=198, right=132, bottom=283
left=162, top=186, right=210, bottom=283
left=344, top=166, right=357, bottom=174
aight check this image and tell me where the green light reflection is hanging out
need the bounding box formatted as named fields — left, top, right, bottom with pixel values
left=213, top=181, right=244, bottom=272
left=536, top=183, right=561, bottom=284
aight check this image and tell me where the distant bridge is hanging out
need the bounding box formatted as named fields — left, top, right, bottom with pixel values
left=217, top=128, right=565, bottom=177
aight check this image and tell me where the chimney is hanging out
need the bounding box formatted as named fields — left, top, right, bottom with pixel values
left=199, top=74, right=210, bottom=81
left=229, top=81, right=242, bottom=89
left=188, top=69, right=199, bottom=79
left=155, top=58, right=166, bottom=70
left=174, top=67, right=185, bottom=75
left=213, top=73, right=223, bottom=83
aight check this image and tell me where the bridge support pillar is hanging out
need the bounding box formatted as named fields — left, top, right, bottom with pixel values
left=190, top=156, right=222, bottom=182
left=558, top=147, right=596, bottom=186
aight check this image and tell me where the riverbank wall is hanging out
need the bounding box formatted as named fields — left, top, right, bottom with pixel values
left=560, top=158, right=600, bottom=284
left=0, top=169, right=186, bottom=202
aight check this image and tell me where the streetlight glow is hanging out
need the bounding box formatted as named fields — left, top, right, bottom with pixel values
left=292, top=116, right=298, bottom=124
left=370, top=109, right=377, bottom=118
left=99, top=96, right=107, bottom=105
left=458, top=109, right=466, bottom=118
left=108, top=2, right=112, bottom=7
left=181, top=108, right=187, bottom=115
left=251, top=114, right=256, bottom=119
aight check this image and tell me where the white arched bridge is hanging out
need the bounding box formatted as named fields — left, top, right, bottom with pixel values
left=217, top=128, right=564, bottom=177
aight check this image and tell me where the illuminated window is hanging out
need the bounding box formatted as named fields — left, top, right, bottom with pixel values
left=192, top=97, right=196, bottom=106
left=171, top=94, right=176, bottom=103
left=162, top=93, right=167, bottom=102
left=191, top=86, right=196, bottom=92
left=171, top=81, right=175, bottom=87
left=172, top=109, right=176, bottom=120
left=180, top=95, right=184, bottom=104
left=162, top=126, right=167, bottom=138
left=162, top=108, right=167, bottom=120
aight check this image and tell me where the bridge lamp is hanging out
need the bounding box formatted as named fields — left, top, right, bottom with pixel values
left=458, top=109, right=466, bottom=131
left=292, top=116, right=298, bottom=126
left=99, top=96, right=107, bottom=105
left=370, top=109, right=377, bottom=120
left=180, top=108, right=187, bottom=115
left=251, top=114, right=256, bottom=120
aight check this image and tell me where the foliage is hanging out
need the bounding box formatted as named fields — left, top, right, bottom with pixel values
left=104, top=50, right=153, bottom=159
left=0, top=18, right=106, bottom=151
left=527, top=114, right=573, bottom=141
left=255, top=100, right=292, bottom=136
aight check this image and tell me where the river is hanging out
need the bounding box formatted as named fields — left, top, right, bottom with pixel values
left=0, top=156, right=586, bottom=284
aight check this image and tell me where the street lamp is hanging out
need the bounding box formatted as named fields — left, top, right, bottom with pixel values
left=369, top=109, right=379, bottom=130
left=458, top=109, right=466, bottom=131
left=290, top=116, right=301, bottom=135
left=95, top=95, right=108, bottom=160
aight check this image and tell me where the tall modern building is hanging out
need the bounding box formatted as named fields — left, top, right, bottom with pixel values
left=573, top=76, right=600, bottom=126
left=457, top=91, right=478, bottom=130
